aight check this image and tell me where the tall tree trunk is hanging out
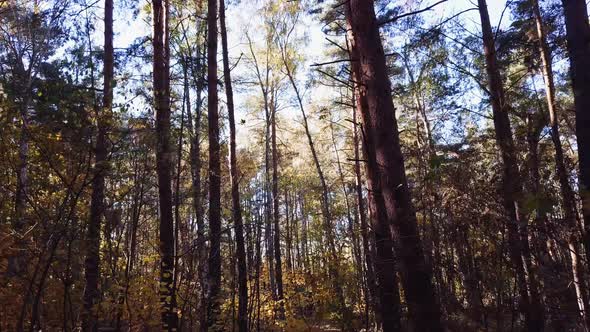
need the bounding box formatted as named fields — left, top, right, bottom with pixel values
left=270, top=95, right=285, bottom=319
left=285, top=190, right=293, bottom=271
left=264, top=94, right=276, bottom=300
left=352, top=89, right=380, bottom=329
left=299, top=193, right=310, bottom=272
left=254, top=196, right=262, bottom=332
left=172, top=66, right=186, bottom=329
left=532, top=0, right=590, bottom=326
left=562, top=0, right=590, bottom=275
left=346, top=20, right=401, bottom=331
left=265, top=95, right=277, bottom=302
left=177, top=60, right=191, bottom=331
left=185, top=23, right=208, bottom=331
left=81, top=0, right=113, bottom=329
left=345, top=1, right=442, bottom=331
left=152, top=0, right=178, bottom=329
left=477, top=0, right=543, bottom=330
left=206, top=0, right=223, bottom=329
left=220, top=0, right=248, bottom=330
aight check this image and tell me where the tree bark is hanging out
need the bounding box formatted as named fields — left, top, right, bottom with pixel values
left=477, top=0, right=544, bottom=330
left=532, top=0, right=590, bottom=327
left=152, top=0, right=178, bottom=329
left=220, top=0, right=248, bottom=330
left=183, top=20, right=208, bottom=331
left=264, top=91, right=276, bottom=300
left=562, top=0, right=590, bottom=273
left=285, top=190, right=293, bottom=271
left=206, top=0, right=223, bottom=329
left=345, top=1, right=442, bottom=331
left=82, top=0, right=112, bottom=329
left=270, top=93, right=285, bottom=319
left=352, top=91, right=380, bottom=329
left=172, top=64, right=187, bottom=330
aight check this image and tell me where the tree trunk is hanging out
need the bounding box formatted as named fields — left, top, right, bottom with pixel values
left=254, top=196, right=262, bottom=332
left=351, top=80, right=380, bottom=329
left=184, top=22, right=208, bottom=331
left=82, top=0, right=112, bottom=329
left=285, top=190, right=293, bottom=271
left=152, top=0, right=178, bottom=329
left=206, top=0, right=223, bottom=328
left=270, top=94, right=285, bottom=319
left=177, top=60, right=191, bottom=331
left=345, top=1, right=442, bottom=331
left=346, top=20, right=401, bottom=330
left=299, top=193, right=310, bottom=272
left=265, top=93, right=276, bottom=300
left=220, top=0, right=248, bottom=329
left=532, top=0, right=590, bottom=326
left=562, top=0, right=590, bottom=276
left=172, top=65, right=186, bottom=329
left=477, top=0, right=544, bottom=330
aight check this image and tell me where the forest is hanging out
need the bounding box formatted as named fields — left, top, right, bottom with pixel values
left=1, top=0, right=590, bottom=330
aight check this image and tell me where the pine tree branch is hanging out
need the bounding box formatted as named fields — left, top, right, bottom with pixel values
left=378, top=0, right=448, bottom=26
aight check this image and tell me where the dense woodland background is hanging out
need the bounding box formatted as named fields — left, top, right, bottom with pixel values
left=1, top=0, right=590, bottom=331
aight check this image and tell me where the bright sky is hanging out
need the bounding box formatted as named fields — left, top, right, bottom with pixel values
left=111, top=0, right=512, bottom=46
left=227, top=0, right=512, bottom=140
left=103, top=0, right=520, bottom=147
left=111, top=0, right=513, bottom=83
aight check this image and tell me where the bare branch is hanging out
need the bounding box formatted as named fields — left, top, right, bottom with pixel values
left=378, top=0, right=448, bottom=26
